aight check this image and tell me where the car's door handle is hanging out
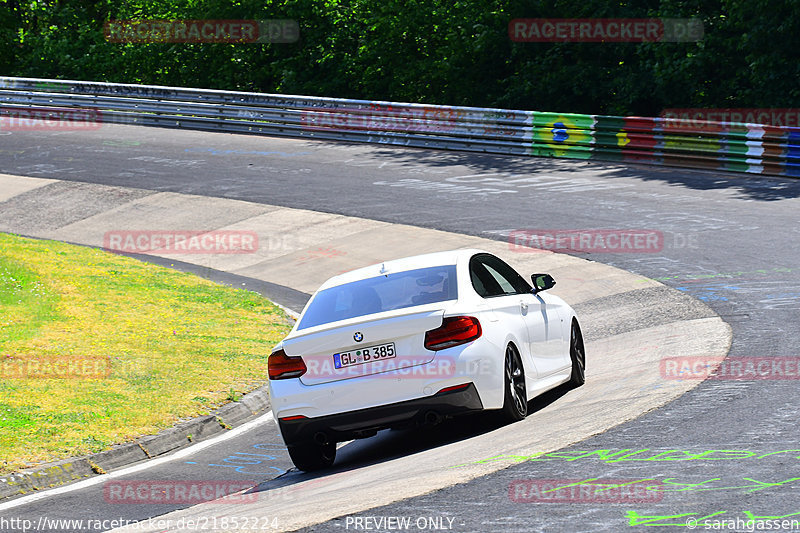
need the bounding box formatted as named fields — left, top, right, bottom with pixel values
left=520, top=301, right=528, bottom=313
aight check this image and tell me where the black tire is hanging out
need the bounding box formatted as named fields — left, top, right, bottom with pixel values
left=500, top=343, right=527, bottom=422
left=568, top=320, right=586, bottom=387
left=287, top=440, right=336, bottom=472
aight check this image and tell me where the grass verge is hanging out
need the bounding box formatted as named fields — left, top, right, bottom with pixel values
left=0, top=232, right=291, bottom=475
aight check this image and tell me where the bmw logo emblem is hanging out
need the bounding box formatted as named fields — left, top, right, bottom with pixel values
left=354, top=332, right=363, bottom=342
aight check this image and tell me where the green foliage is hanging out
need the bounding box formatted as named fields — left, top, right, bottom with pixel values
left=1, top=0, right=798, bottom=115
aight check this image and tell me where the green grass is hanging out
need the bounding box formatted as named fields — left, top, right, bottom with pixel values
left=0, top=255, right=60, bottom=344
left=0, top=232, right=292, bottom=474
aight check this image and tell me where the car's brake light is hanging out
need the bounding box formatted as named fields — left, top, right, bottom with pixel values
left=437, top=382, right=472, bottom=394
left=268, top=348, right=307, bottom=380
left=280, top=415, right=308, bottom=421
left=424, top=316, right=482, bottom=351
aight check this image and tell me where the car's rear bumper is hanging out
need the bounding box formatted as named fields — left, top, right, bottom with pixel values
left=277, top=383, right=483, bottom=446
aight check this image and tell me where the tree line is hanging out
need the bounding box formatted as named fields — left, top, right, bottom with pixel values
left=1, top=0, right=798, bottom=116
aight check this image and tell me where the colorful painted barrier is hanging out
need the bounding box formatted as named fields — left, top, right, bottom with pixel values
left=1, top=77, right=798, bottom=177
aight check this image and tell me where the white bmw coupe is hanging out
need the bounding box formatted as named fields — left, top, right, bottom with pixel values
left=268, top=249, right=585, bottom=471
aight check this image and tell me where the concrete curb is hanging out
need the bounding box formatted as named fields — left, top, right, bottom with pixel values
left=0, top=386, right=270, bottom=501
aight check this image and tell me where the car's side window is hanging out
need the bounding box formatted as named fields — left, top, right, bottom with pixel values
left=482, top=263, right=517, bottom=294
left=469, top=254, right=532, bottom=298
left=470, top=261, right=501, bottom=297
left=489, top=256, right=532, bottom=294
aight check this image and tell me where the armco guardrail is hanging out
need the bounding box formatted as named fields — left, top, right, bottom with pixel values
left=1, top=77, right=798, bottom=177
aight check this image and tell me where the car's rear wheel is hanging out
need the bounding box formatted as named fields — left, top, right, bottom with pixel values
left=287, top=440, right=336, bottom=472
left=568, top=320, right=586, bottom=387
left=500, top=343, right=527, bottom=422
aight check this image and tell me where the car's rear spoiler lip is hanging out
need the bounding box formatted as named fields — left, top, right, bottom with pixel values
left=287, top=303, right=452, bottom=340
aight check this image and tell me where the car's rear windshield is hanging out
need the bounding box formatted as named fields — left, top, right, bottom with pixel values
left=297, top=265, right=458, bottom=330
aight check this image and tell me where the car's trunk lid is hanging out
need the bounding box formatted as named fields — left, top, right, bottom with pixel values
left=284, top=307, right=445, bottom=385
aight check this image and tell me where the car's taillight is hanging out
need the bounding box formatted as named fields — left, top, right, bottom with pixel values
left=268, top=348, right=307, bottom=380
left=424, top=316, right=482, bottom=351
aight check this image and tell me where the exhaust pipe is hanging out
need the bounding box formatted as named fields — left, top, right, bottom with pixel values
left=423, top=410, right=443, bottom=426
left=313, top=431, right=329, bottom=445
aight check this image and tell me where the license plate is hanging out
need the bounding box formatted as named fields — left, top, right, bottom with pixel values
left=333, top=342, right=396, bottom=369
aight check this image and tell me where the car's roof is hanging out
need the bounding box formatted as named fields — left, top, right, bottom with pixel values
left=316, top=248, right=489, bottom=291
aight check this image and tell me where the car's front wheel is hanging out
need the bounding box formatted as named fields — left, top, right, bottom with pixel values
left=500, top=343, right=527, bottom=422
left=287, top=440, right=336, bottom=472
left=568, top=320, right=586, bottom=387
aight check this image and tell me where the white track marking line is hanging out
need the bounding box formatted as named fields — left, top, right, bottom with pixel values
left=0, top=411, right=276, bottom=511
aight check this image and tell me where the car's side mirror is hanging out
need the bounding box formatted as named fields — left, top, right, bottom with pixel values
left=531, top=273, right=556, bottom=294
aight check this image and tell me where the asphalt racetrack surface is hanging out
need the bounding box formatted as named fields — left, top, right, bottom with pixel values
left=1, top=124, right=799, bottom=532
